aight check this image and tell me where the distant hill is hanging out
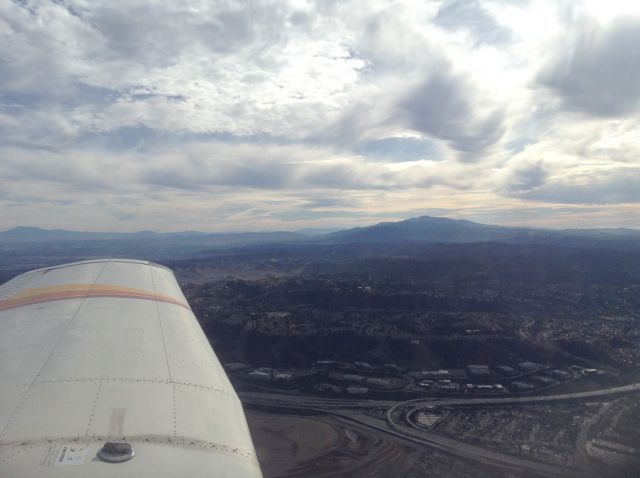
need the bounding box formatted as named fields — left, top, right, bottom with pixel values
left=0, top=227, right=308, bottom=266
left=324, top=216, right=640, bottom=247
left=1, top=217, right=639, bottom=256
left=324, top=216, right=541, bottom=243
left=0, top=227, right=148, bottom=242
left=0, top=226, right=303, bottom=245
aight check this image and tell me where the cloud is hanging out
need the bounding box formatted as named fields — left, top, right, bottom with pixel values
left=502, top=161, right=548, bottom=194
left=303, top=196, right=358, bottom=209
left=316, top=4, right=508, bottom=159
left=397, top=68, right=506, bottom=159
left=137, top=141, right=472, bottom=192
left=86, top=1, right=286, bottom=64
left=3, top=0, right=505, bottom=159
left=512, top=166, right=640, bottom=204
left=539, top=16, right=640, bottom=117
left=0, top=110, right=78, bottom=150
left=353, top=138, right=443, bottom=162
left=0, top=2, right=95, bottom=98
left=116, top=212, right=139, bottom=222
left=434, top=0, right=513, bottom=45
left=1, top=0, right=640, bottom=231
left=0, top=1, right=367, bottom=141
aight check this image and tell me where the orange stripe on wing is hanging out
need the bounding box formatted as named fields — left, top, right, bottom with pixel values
left=0, top=285, right=191, bottom=312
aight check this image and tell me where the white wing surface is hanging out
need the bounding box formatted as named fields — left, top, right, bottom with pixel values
left=0, top=259, right=262, bottom=477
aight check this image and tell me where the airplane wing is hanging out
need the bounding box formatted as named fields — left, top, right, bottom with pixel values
left=0, top=259, right=263, bottom=477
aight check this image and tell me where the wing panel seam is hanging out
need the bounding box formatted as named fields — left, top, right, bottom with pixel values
left=0, top=434, right=258, bottom=462
left=84, top=380, right=104, bottom=437
left=30, top=377, right=234, bottom=396
left=149, top=267, right=173, bottom=383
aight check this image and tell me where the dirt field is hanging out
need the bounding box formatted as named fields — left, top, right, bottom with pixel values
left=246, top=409, right=421, bottom=478
left=247, top=410, right=341, bottom=476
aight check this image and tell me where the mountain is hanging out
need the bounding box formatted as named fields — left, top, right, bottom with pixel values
left=295, top=227, right=342, bottom=235
left=0, top=226, right=303, bottom=245
left=0, top=227, right=310, bottom=268
left=324, top=216, right=640, bottom=246
left=2, top=217, right=639, bottom=252
left=324, top=216, right=540, bottom=243
left=0, top=227, right=150, bottom=242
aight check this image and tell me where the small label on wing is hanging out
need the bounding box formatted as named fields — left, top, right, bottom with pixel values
left=43, top=443, right=87, bottom=466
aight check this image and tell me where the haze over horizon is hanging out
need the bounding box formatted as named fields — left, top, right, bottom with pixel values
left=3, top=214, right=640, bottom=236
left=2, top=1, right=640, bottom=233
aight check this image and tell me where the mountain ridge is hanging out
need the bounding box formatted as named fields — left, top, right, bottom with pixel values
left=325, top=216, right=640, bottom=246
left=2, top=216, right=639, bottom=246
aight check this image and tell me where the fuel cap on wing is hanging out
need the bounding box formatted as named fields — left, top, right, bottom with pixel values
left=97, top=442, right=135, bottom=463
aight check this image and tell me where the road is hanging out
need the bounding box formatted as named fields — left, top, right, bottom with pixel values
left=239, top=391, right=396, bottom=409
left=239, top=381, right=640, bottom=477
left=240, top=381, right=640, bottom=411
left=390, top=381, right=640, bottom=410
left=574, top=400, right=617, bottom=469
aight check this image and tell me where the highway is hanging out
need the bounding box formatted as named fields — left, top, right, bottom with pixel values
left=239, top=381, right=640, bottom=477
left=388, top=381, right=640, bottom=410
left=239, top=391, right=396, bottom=409
left=574, top=401, right=617, bottom=468
left=242, top=395, right=583, bottom=477
left=240, top=381, right=640, bottom=411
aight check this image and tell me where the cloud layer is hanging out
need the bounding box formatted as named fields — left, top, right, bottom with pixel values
left=1, top=0, right=640, bottom=231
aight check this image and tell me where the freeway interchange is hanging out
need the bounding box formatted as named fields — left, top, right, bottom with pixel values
left=239, top=382, right=640, bottom=477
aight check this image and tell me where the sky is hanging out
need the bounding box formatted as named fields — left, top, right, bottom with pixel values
left=1, top=0, right=640, bottom=232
